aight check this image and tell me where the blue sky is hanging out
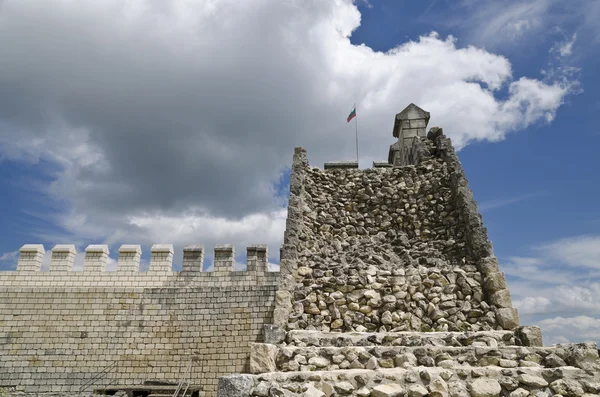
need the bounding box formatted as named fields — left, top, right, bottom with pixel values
left=0, top=0, right=599, bottom=344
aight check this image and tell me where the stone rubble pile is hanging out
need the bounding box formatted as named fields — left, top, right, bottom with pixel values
left=287, top=149, right=502, bottom=333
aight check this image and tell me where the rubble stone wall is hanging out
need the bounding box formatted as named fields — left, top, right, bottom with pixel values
left=278, top=129, right=518, bottom=334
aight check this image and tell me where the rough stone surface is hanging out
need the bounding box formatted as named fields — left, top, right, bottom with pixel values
left=371, top=384, right=404, bottom=397
left=250, top=343, right=278, bottom=374
left=468, top=378, right=502, bottom=397
left=408, top=384, right=429, bottom=397
left=518, top=374, right=549, bottom=388
left=550, top=379, right=585, bottom=397
left=517, top=326, right=543, bottom=347
left=218, top=374, right=253, bottom=397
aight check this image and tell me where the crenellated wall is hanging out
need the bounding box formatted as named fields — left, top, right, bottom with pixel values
left=0, top=244, right=279, bottom=396
left=0, top=244, right=275, bottom=287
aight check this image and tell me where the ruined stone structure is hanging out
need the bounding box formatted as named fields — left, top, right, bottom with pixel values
left=1, top=104, right=599, bottom=397
left=219, top=105, right=600, bottom=396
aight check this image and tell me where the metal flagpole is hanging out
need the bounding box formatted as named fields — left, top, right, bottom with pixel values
left=354, top=103, right=359, bottom=164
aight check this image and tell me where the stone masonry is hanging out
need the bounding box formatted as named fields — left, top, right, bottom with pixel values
left=218, top=105, right=600, bottom=397
left=0, top=244, right=279, bottom=396
left=1, top=104, right=599, bottom=397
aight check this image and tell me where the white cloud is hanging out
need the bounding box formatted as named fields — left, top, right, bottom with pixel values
left=539, top=235, right=600, bottom=270
left=453, top=0, right=600, bottom=51
left=502, top=235, right=600, bottom=344
left=0, top=0, right=575, bottom=257
left=537, top=316, right=600, bottom=345
left=0, top=250, right=18, bottom=262
left=452, top=0, right=551, bottom=46
left=551, top=33, right=577, bottom=57
left=479, top=192, right=542, bottom=213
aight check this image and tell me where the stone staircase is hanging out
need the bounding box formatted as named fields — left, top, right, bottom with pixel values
left=219, top=326, right=600, bottom=397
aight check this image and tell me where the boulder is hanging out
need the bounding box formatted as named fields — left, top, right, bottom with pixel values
left=468, top=378, right=502, bottom=397
left=218, top=374, right=253, bottom=397
left=371, top=384, right=404, bottom=397
left=249, top=343, right=278, bottom=374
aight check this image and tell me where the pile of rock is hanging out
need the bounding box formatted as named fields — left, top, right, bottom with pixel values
left=286, top=153, right=504, bottom=333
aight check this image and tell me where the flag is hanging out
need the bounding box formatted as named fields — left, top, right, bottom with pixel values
left=347, top=106, right=356, bottom=122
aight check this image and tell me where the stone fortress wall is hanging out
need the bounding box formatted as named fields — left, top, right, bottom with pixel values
left=219, top=105, right=600, bottom=397
left=274, top=126, right=518, bottom=336
left=1, top=104, right=599, bottom=397
left=0, top=244, right=279, bottom=396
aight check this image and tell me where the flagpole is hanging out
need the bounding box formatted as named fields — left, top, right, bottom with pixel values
left=354, top=102, right=359, bottom=164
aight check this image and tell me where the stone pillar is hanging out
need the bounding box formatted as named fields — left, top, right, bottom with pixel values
left=247, top=244, right=267, bottom=272
left=17, top=244, right=45, bottom=272
left=50, top=245, right=77, bottom=272
left=149, top=244, right=173, bottom=274
left=84, top=245, right=109, bottom=272
left=182, top=245, right=204, bottom=276
left=118, top=244, right=141, bottom=273
left=214, top=244, right=234, bottom=274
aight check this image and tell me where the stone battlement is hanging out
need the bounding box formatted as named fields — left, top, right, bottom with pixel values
left=0, top=244, right=278, bottom=288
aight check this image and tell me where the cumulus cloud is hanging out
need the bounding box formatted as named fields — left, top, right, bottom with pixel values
left=502, top=234, right=600, bottom=344
left=538, top=316, right=600, bottom=345
left=0, top=0, right=574, bottom=258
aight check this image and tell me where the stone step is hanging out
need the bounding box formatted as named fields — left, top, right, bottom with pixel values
left=251, top=341, right=600, bottom=374
left=220, top=365, right=600, bottom=397
left=283, top=328, right=540, bottom=348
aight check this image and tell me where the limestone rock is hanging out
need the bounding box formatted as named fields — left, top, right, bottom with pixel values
left=429, top=377, right=449, bottom=397
left=509, top=388, right=529, bottom=397
left=273, top=308, right=290, bottom=327
left=490, top=290, right=512, bottom=308
left=565, top=342, right=600, bottom=371
left=304, top=385, right=326, bottom=397
left=448, top=381, right=469, bottom=397
left=356, top=388, right=371, bottom=397
left=250, top=343, right=278, bottom=374
left=334, top=381, right=355, bottom=394
left=307, top=356, right=329, bottom=368
left=298, top=267, right=313, bottom=276
left=254, top=382, right=270, bottom=397
left=395, top=352, right=417, bottom=367
left=276, top=290, right=292, bottom=308
left=371, top=384, right=404, bottom=397
left=408, top=384, right=429, bottom=397
left=550, top=379, right=585, bottom=397
left=468, top=378, right=502, bottom=397
left=218, top=374, right=253, bottom=397
left=517, top=326, right=543, bottom=347
left=496, top=308, right=520, bottom=330
left=544, top=353, right=566, bottom=368
left=518, top=374, right=548, bottom=388
left=263, top=325, right=286, bottom=345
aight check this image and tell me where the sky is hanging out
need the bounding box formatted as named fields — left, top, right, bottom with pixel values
left=0, top=0, right=599, bottom=345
